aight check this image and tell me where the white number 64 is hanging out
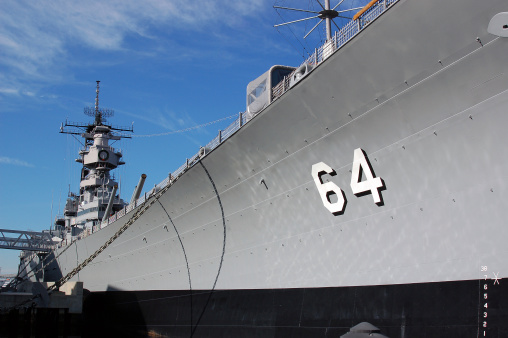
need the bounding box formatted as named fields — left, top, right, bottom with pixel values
left=312, top=148, right=384, bottom=215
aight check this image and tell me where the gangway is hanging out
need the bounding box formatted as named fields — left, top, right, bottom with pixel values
left=0, top=229, right=57, bottom=252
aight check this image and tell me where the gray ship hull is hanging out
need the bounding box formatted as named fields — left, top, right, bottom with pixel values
left=22, top=0, right=508, bottom=336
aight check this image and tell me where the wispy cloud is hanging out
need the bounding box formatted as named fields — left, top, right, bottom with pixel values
left=123, top=106, right=212, bottom=136
left=0, top=0, right=267, bottom=88
left=0, top=88, right=19, bottom=95
left=0, top=156, right=34, bottom=167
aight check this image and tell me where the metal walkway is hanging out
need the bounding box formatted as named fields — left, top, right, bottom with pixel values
left=0, top=229, right=56, bottom=252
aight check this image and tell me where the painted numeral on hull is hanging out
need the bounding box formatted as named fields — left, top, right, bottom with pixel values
left=311, top=162, right=346, bottom=214
left=312, top=148, right=384, bottom=215
left=350, top=148, right=384, bottom=204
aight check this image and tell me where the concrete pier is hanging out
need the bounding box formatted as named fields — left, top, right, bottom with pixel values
left=0, top=281, right=83, bottom=314
left=0, top=282, right=84, bottom=337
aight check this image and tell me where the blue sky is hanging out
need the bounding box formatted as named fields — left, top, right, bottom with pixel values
left=0, top=0, right=367, bottom=274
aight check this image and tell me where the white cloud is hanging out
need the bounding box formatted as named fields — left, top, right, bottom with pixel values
left=0, top=88, right=19, bottom=95
left=0, top=0, right=267, bottom=81
left=0, top=156, right=34, bottom=167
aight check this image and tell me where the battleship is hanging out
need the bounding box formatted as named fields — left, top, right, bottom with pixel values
left=7, top=0, right=508, bottom=336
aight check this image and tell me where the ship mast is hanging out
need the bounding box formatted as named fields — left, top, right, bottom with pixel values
left=323, top=0, right=335, bottom=41
left=94, top=81, right=101, bottom=125
left=274, top=0, right=363, bottom=41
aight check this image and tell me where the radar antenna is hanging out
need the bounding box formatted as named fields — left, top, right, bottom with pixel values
left=60, top=81, right=133, bottom=139
left=274, top=0, right=363, bottom=41
left=83, top=81, right=114, bottom=126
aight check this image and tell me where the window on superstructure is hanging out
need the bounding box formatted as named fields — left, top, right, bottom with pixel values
left=248, top=80, right=267, bottom=105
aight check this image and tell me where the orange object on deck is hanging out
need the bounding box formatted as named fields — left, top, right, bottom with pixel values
left=353, top=0, right=379, bottom=20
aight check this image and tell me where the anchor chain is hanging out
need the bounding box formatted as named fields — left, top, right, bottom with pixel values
left=9, top=182, right=171, bottom=309
left=47, top=184, right=170, bottom=292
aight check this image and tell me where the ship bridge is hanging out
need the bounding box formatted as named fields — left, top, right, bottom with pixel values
left=0, top=229, right=58, bottom=252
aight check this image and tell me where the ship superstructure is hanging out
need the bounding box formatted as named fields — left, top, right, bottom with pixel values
left=56, top=81, right=132, bottom=241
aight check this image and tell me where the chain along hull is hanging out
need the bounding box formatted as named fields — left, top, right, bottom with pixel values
left=21, top=0, right=508, bottom=335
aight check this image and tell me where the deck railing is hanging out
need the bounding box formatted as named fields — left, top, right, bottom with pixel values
left=59, top=0, right=399, bottom=246
left=272, top=0, right=398, bottom=101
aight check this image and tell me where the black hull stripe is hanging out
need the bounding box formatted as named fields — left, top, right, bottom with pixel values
left=82, top=279, right=508, bottom=337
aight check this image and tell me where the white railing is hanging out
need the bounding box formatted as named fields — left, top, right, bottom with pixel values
left=57, top=0, right=398, bottom=244
left=272, top=0, right=398, bottom=101
left=126, top=203, right=135, bottom=213
left=117, top=208, right=126, bottom=218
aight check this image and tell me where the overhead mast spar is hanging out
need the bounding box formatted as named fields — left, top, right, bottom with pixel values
left=274, top=0, right=363, bottom=41
left=60, top=81, right=133, bottom=139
